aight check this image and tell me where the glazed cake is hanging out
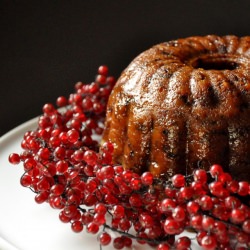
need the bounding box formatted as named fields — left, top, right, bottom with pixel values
left=102, top=35, right=250, bottom=181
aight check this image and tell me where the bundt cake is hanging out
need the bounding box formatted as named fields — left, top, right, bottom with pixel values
left=102, top=35, right=250, bottom=181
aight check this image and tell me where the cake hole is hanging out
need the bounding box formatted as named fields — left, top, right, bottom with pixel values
left=190, top=55, right=239, bottom=71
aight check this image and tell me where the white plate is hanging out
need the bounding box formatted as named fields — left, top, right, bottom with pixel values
left=0, top=117, right=202, bottom=250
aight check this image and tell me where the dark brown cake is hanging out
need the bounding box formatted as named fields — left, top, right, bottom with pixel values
left=102, top=35, right=250, bottom=181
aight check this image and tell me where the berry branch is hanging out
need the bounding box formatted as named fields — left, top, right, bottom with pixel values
left=9, top=66, right=250, bottom=250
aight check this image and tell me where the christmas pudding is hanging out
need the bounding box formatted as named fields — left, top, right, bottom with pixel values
left=102, top=35, right=250, bottom=181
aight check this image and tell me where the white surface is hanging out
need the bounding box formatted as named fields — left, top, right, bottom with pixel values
left=0, top=118, right=201, bottom=250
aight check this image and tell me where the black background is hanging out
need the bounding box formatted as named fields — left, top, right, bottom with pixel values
left=1, top=0, right=249, bottom=136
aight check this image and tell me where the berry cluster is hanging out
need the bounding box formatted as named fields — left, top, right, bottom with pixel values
left=9, top=66, right=250, bottom=250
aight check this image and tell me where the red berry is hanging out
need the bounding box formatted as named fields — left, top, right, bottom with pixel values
left=187, top=201, right=200, bottom=214
left=210, top=164, right=223, bottom=178
left=81, top=212, right=93, bottom=225
left=9, top=153, right=21, bottom=164
left=63, top=204, right=78, bottom=218
left=43, top=103, right=55, bottom=115
left=172, top=206, right=186, bottom=221
left=157, top=243, right=170, bottom=250
left=136, top=231, right=148, bottom=244
left=23, top=158, right=37, bottom=170
left=50, top=183, right=65, bottom=196
left=200, top=234, right=217, bottom=250
left=242, top=219, right=250, bottom=233
left=113, top=205, right=125, bottom=219
left=104, top=193, right=118, bottom=205
left=98, top=232, right=111, bottom=246
left=191, top=181, right=207, bottom=196
left=213, top=221, right=227, bottom=235
left=96, top=74, right=106, bottom=85
left=224, top=196, right=241, bottom=209
left=71, top=221, right=83, bottom=233
left=238, top=181, right=249, bottom=196
left=218, top=172, right=232, bottom=183
left=56, top=96, right=68, bottom=107
left=59, top=211, right=71, bottom=223
left=98, top=165, right=115, bottom=179
left=83, top=150, right=98, bottom=166
left=122, top=170, right=133, bottom=183
left=161, top=198, right=176, bottom=213
left=34, top=191, right=49, bottom=204
left=139, top=213, right=154, bottom=228
left=74, top=81, right=83, bottom=90
left=122, top=236, right=132, bottom=247
left=209, top=181, right=226, bottom=197
left=164, top=218, right=182, bottom=235
left=119, top=218, right=131, bottom=231
left=197, top=231, right=207, bottom=245
left=66, top=129, right=79, bottom=143
left=141, top=172, right=154, bottom=185
left=98, top=65, right=109, bottom=76
left=202, top=216, right=215, bottom=231
left=88, top=82, right=99, bottom=94
left=194, top=169, right=208, bottom=183
left=113, top=237, right=124, bottom=249
left=199, top=195, right=213, bottom=211
left=101, top=141, right=114, bottom=153
left=93, top=213, right=106, bottom=226
left=56, top=160, right=68, bottom=174
left=190, top=214, right=203, bottom=230
left=130, top=178, right=142, bottom=190
left=106, top=76, right=116, bottom=86
left=37, top=148, right=50, bottom=160
left=236, top=231, right=249, bottom=244
left=212, top=203, right=230, bottom=221
left=54, top=146, right=66, bottom=160
left=87, top=222, right=99, bottom=234
left=172, top=174, right=185, bottom=188
left=230, top=208, right=246, bottom=224
left=37, top=177, right=51, bottom=191
left=94, top=203, right=107, bottom=215
left=49, top=196, right=64, bottom=209
left=175, top=236, right=191, bottom=250
left=179, top=186, right=194, bottom=199
left=129, top=193, right=142, bottom=207
left=227, top=180, right=239, bottom=193
left=164, top=186, right=177, bottom=198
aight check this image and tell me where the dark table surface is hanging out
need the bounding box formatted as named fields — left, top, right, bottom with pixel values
left=1, top=0, right=249, bottom=136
